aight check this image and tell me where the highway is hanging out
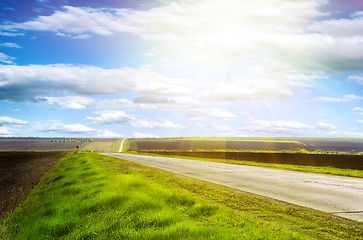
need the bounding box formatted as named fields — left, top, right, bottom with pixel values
left=103, top=153, right=363, bottom=222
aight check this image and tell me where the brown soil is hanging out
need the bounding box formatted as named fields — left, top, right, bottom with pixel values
left=0, top=139, right=88, bottom=151
left=0, top=151, right=68, bottom=220
left=140, top=151, right=363, bottom=170
left=128, top=138, right=363, bottom=153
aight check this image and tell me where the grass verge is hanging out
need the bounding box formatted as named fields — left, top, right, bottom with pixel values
left=128, top=151, right=363, bottom=178
left=113, top=140, right=122, bottom=152
left=122, top=138, right=129, bottom=152
left=1, top=152, right=362, bottom=239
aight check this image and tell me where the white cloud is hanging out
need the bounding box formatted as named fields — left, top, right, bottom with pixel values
left=86, top=111, right=185, bottom=130
left=133, top=95, right=176, bottom=104
left=0, top=64, right=192, bottom=101
left=132, top=132, right=159, bottom=138
left=328, top=131, right=363, bottom=138
left=244, top=120, right=313, bottom=136
left=0, top=126, right=14, bottom=136
left=186, top=123, right=234, bottom=137
left=1, top=1, right=345, bottom=101
left=356, top=120, right=363, bottom=124
left=0, top=6, right=120, bottom=36
left=135, top=119, right=184, bottom=130
left=0, top=52, right=15, bottom=64
left=347, top=74, right=363, bottom=85
left=353, top=107, right=363, bottom=115
left=308, top=11, right=363, bottom=37
left=188, top=108, right=237, bottom=120
left=56, top=32, right=90, bottom=39
left=41, top=96, right=97, bottom=110
left=86, top=111, right=133, bottom=124
left=39, top=96, right=136, bottom=110
left=316, top=94, right=363, bottom=103
left=315, top=121, right=337, bottom=130
left=96, top=130, right=123, bottom=138
left=0, top=42, right=21, bottom=48
left=0, top=2, right=324, bottom=37
left=238, top=119, right=341, bottom=137
left=33, top=121, right=95, bottom=134
left=200, top=79, right=294, bottom=101
left=32, top=120, right=121, bottom=137
left=0, top=116, right=29, bottom=125
left=1, top=0, right=362, bottom=111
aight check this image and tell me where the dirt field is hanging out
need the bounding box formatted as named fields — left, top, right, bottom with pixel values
left=0, top=139, right=87, bottom=151
left=0, top=138, right=119, bottom=152
left=0, top=151, right=67, bottom=220
left=128, top=138, right=363, bottom=152
left=140, top=151, right=363, bottom=170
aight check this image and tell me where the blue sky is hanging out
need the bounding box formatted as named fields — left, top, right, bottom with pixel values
left=0, top=0, right=362, bottom=138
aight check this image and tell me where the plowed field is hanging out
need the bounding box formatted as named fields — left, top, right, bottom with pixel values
left=0, top=151, right=67, bottom=220
left=128, top=138, right=363, bottom=152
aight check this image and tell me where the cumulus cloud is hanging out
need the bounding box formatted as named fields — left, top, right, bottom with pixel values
left=1, top=1, right=347, bottom=101
left=0, top=126, right=14, bottom=136
left=132, top=132, right=159, bottom=138
left=315, top=121, right=337, bottom=130
left=38, top=96, right=136, bottom=110
left=32, top=120, right=122, bottom=137
left=347, top=74, right=363, bottom=85
left=2, top=1, right=362, bottom=72
left=86, top=111, right=133, bottom=125
left=200, top=79, right=294, bottom=101
left=133, top=95, right=176, bottom=104
left=308, top=11, right=363, bottom=37
left=0, top=64, right=191, bottom=101
left=316, top=94, right=363, bottom=103
left=0, top=116, right=29, bottom=125
left=188, top=108, right=237, bottom=120
left=237, top=119, right=341, bottom=137
left=0, top=6, right=122, bottom=36
left=86, top=111, right=185, bottom=130
left=0, top=52, right=15, bottom=64
left=242, top=120, right=313, bottom=136
left=96, top=130, right=123, bottom=138
left=40, top=96, right=97, bottom=110
left=0, top=63, right=309, bottom=109
left=33, top=121, right=96, bottom=134
left=328, top=131, right=363, bottom=138
left=0, top=42, right=21, bottom=48
left=353, top=107, right=363, bottom=115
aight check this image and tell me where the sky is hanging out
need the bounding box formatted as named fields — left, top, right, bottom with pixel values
left=0, top=0, right=362, bottom=138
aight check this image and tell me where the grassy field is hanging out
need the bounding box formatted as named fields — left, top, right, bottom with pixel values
left=1, top=152, right=362, bottom=239
left=113, top=140, right=122, bottom=152
left=80, top=140, right=118, bottom=153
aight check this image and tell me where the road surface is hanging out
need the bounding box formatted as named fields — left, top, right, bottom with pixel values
left=103, top=153, right=363, bottom=222
left=118, top=139, right=126, bottom=153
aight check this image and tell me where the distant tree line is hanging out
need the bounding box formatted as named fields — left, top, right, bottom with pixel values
left=50, top=138, right=96, bottom=143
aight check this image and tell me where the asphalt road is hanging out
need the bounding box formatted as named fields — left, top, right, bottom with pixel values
left=103, top=153, right=363, bottom=222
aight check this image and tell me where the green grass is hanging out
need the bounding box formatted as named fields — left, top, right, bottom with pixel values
left=122, top=138, right=130, bottom=152
left=1, top=153, right=362, bottom=239
left=80, top=140, right=117, bottom=153
left=113, top=140, right=122, bottom=152
left=129, top=151, right=363, bottom=178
